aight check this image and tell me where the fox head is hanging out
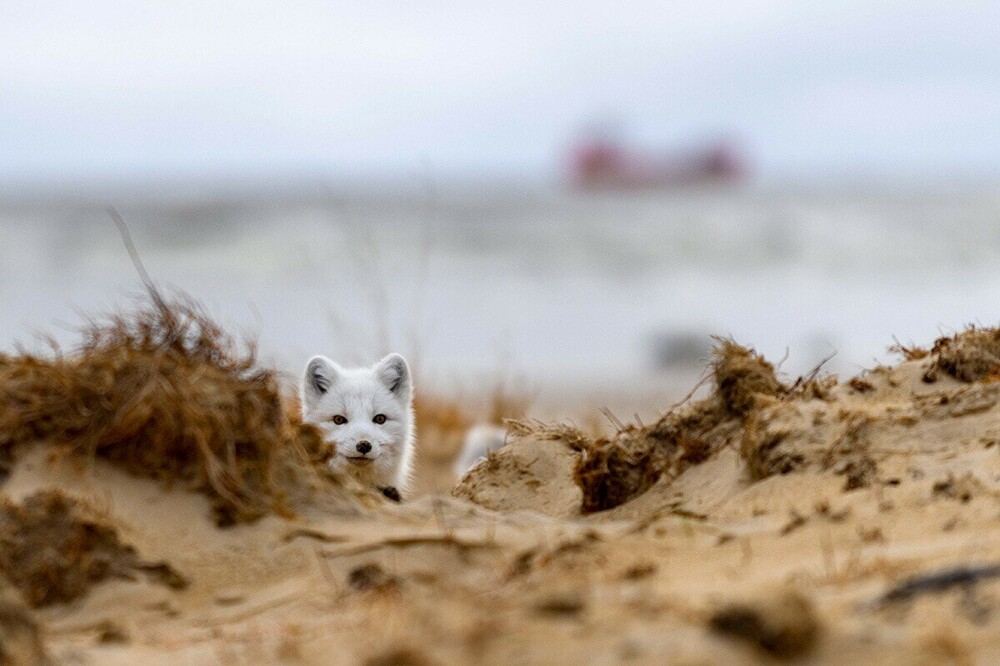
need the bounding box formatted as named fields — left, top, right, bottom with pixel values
left=300, top=353, right=414, bottom=489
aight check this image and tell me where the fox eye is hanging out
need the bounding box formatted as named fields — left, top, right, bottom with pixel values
left=331, top=415, right=347, bottom=425
left=372, top=414, right=387, bottom=424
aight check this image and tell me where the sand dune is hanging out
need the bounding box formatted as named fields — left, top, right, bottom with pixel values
left=5, top=306, right=1000, bottom=664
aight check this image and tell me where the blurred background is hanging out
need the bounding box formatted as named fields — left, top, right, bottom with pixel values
left=3, top=1, right=1000, bottom=421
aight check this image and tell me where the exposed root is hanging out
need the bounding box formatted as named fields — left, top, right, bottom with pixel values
left=322, top=535, right=498, bottom=559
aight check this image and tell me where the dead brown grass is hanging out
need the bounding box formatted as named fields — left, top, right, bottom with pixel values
left=929, top=327, right=1000, bottom=382
left=507, top=420, right=592, bottom=451
left=561, top=339, right=786, bottom=512
left=888, top=337, right=930, bottom=361
left=0, top=490, right=187, bottom=608
left=573, top=427, right=669, bottom=514
left=652, top=340, right=786, bottom=481
left=649, top=399, right=734, bottom=470
left=0, top=296, right=329, bottom=524
left=711, top=338, right=786, bottom=417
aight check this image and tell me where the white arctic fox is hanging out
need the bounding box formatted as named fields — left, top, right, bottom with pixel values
left=301, top=353, right=415, bottom=499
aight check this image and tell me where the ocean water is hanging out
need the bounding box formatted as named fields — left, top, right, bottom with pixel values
left=2, top=186, right=1000, bottom=398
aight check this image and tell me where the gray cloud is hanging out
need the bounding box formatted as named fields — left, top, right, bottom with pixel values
left=2, top=1, right=999, bottom=184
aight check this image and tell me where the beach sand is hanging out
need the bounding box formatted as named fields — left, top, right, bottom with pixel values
left=4, top=309, right=1000, bottom=665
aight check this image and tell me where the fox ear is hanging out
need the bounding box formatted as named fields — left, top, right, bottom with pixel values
left=375, top=353, right=411, bottom=399
left=303, top=356, right=338, bottom=403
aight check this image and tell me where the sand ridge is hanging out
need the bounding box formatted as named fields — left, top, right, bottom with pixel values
left=5, top=315, right=1000, bottom=664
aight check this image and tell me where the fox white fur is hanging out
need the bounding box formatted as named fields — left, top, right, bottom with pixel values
left=300, top=353, right=414, bottom=495
left=453, top=423, right=508, bottom=478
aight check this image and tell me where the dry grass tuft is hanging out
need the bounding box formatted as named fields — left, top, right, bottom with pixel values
left=929, top=327, right=1000, bottom=383
left=888, top=338, right=930, bottom=361
left=507, top=420, right=592, bottom=452
left=466, top=340, right=789, bottom=512
left=648, top=399, right=734, bottom=470
left=649, top=339, right=785, bottom=482
left=503, top=420, right=651, bottom=514
left=0, top=490, right=187, bottom=608
left=0, top=296, right=330, bottom=524
left=573, top=427, right=669, bottom=514
left=711, top=338, right=786, bottom=417
left=555, top=339, right=786, bottom=512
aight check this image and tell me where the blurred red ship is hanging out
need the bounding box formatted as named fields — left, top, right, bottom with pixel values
left=568, top=135, right=749, bottom=189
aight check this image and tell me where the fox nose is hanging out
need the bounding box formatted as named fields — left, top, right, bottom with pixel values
left=356, top=441, right=372, bottom=454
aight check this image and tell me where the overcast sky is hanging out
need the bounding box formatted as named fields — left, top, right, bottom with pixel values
left=2, top=1, right=1000, bottom=187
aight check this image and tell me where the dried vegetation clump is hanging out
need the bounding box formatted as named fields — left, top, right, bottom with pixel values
left=823, top=415, right=878, bottom=491
left=507, top=420, right=592, bottom=452
left=502, top=420, right=651, bottom=514
left=710, top=338, right=787, bottom=416
left=504, top=338, right=885, bottom=512
left=564, top=340, right=789, bottom=512
left=927, top=327, right=1000, bottom=383
left=0, top=297, right=330, bottom=524
left=887, top=338, right=930, bottom=361
left=649, top=339, right=789, bottom=481
left=573, top=427, right=670, bottom=513
left=0, top=491, right=187, bottom=608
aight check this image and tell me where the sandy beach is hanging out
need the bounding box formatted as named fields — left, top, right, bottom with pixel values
left=3, top=297, right=1000, bottom=665
left=5, top=1, right=1000, bottom=662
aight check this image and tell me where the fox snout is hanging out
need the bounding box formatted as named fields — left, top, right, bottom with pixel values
left=356, top=441, right=372, bottom=454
